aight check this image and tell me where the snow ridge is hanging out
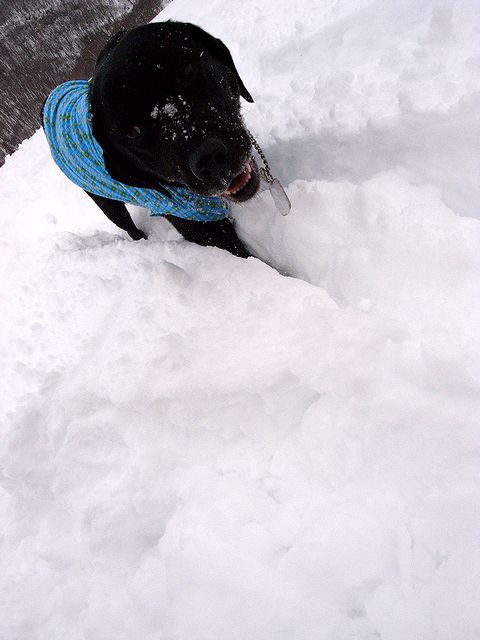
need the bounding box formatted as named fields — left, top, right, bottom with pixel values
left=0, top=0, right=479, bottom=638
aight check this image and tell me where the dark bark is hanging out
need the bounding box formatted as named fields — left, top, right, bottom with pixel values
left=0, top=0, right=170, bottom=164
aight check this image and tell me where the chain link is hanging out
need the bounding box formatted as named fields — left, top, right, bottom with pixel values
left=247, top=130, right=275, bottom=183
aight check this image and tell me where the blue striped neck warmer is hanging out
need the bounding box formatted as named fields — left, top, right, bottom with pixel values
left=42, top=80, right=229, bottom=222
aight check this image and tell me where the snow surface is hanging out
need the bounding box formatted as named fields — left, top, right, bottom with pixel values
left=1, top=0, right=480, bottom=638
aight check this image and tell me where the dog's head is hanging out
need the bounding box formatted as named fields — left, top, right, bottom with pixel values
left=90, top=21, right=260, bottom=202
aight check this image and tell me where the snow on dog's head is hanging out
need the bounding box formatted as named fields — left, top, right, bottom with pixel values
left=90, top=21, right=260, bottom=202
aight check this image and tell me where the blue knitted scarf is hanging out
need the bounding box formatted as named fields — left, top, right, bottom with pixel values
left=43, top=80, right=229, bottom=222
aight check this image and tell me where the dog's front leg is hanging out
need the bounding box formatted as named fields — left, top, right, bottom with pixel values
left=86, top=192, right=147, bottom=241
left=164, top=216, right=250, bottom=258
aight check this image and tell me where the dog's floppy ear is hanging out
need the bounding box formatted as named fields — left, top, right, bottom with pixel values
left=209, top=36, right=254, bottom=103
left=186, top=23, right=254, bottom=103
left=95, top=30, right=127, bottom=69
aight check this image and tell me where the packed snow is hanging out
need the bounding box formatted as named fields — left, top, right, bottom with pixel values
left=1, top=0, right=480, bottom=638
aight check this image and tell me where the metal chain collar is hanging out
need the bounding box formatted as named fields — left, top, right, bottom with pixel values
left=247, top=130, right=275, bottom=183
left=247, top=129, right=292, bottom=216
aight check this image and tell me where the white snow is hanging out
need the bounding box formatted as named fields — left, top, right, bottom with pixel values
left=1, top=0, right=480, bottom=638
left=163, top=101, right=178, bottom=116
left=151, top=101, right=179, bottom=119
left=150, top=103, right=160, bottom=118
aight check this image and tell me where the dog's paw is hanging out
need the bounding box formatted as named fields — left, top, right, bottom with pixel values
left=129, top=229, right=148, bottom=241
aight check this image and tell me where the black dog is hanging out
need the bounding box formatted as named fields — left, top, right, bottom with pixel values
left=43, top=21, right=260, bottom=257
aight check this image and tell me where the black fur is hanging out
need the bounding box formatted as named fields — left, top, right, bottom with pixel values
left=45, top=22, right=261, bottom=257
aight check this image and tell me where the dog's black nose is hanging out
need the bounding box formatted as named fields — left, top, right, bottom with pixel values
left=189, top=139, right=229, bottom=182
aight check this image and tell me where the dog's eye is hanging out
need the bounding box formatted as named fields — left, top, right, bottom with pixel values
left=125, top=125, right=142, bottom=141
left=176, top=63, right=195, bottom=83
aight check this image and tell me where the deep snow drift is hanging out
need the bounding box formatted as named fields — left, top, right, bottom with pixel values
left=1, top=0, right=480, bottom=638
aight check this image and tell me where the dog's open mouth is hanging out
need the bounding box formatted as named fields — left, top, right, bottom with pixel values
left=222, top=159, right=259, bottom=202
left=224, top=162, right=253, bottom=195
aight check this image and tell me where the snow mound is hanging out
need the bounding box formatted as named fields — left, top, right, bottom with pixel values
left=1, top=0, right=479, bottom=638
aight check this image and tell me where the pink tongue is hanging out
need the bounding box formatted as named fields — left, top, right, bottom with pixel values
left=225, top=164, right=250, bottom=194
